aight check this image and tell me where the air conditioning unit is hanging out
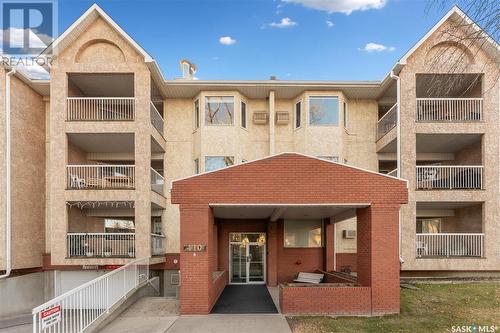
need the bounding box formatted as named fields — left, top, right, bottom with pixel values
left=342, top=230, right=356, bottom=239
left=275, top=111, right=290, bottom=125
left=253, top=111, right=268, bottom=124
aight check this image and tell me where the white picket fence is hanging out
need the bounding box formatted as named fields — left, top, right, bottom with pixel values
left=416, top=233, right=484, bottom=257
left=66, top=97, right=135, bottom=121
left=416, top=166, right=483, bottom=190
left=67, top=233, right=135, bottom=258
left=32, top=257, right=149, bottom=333
left=416, top=98, right=482, bottom=122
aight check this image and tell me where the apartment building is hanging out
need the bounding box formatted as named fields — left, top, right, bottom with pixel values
left=0, top=4, right=499, bottom=317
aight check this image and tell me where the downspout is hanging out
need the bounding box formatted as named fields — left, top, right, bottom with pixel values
left=0, top=68, right=16, bottom=279
left=390, top=69, right=404, bottom=263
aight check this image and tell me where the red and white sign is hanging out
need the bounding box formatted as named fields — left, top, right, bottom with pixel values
left=40, top=305, right=61, bottom=329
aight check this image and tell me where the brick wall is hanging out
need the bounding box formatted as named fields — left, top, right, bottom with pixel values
left=336, top=253, right=358, bottom=272
left=172, top=153, right=407, bottom=315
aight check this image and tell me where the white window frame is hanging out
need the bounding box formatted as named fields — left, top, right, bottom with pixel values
left=193, top=99, right=200, bottom=130
left=204, top=96, right=235, bottom=126
left=294, top=100, right=302, bottom=129
left=308, top=96, right=339, bottom=126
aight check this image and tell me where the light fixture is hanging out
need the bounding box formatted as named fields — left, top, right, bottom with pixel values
left=257, top=234, right=266, bottom=245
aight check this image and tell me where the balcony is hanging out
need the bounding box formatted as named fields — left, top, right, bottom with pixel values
left=416, top=165, right=483, bottom=190
left=66, top=97, right=135, bottom=121
left=151, top=233, right=166, bottom=256
left=416, top=233, right=484, bottom=258
left=416, top=98, right=482, bottom=122
left=376, top=104, right=397, bottom=141
left=67, top=232, right=136, bottom=258
left=150, top=102, right=164, bottom=137
left=150, top=167, right=164, bottom=196
left=67, top=165, right=135, bottom=189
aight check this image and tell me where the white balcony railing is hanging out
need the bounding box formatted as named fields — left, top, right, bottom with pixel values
left=416, top=98, right=483, bottom=122
left=32, top=257, right=149, bottom=333
left=151, top=234, right=166, bottom=256
left=376, top=104, right=397, bottom=141
left=67, top=165, right=135, bottom=189
left=67, top=233, right=135, bottom=258
left=150, top=167, right=165, bottom=196
left=416, top=166, right=483, bottom=190
left=416, top=233, right=484, bottom=258
left=66, top=97, right=135, bottom=121
left=150, top=102, right=164, bottom=137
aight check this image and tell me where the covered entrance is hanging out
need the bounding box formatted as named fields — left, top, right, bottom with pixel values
left=229, top=233, right=266, bottom=284
left=171, top=153, right=408, bottom=315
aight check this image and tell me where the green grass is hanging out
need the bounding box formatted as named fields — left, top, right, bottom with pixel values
left=287, top=283, right=500, bottom=333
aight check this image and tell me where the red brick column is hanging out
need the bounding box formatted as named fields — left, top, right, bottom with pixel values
left=356, top=205, right=400, bottom=315
left=267, top=220, right=278, bottom=286
left=324, top=220, right=334, bottom=272
left=179, top=204, right=215, bottom=314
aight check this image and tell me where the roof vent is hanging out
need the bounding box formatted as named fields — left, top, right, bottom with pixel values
left=270, top=75, right=277, bottom=80
left=180, top=59, right=196, bottom=80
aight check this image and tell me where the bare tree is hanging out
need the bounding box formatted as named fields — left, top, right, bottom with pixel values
left=422, top=0, right=499, bottom=97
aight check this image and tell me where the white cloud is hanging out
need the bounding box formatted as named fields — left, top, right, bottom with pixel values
left=360, top=42, right=395, bottom=52
left=326, top=20, right=334, bottom=27
left=269, top=17, right=297, bottom=28
left=283, top=0, right=387, bottom=15
left=219, top=36, right=236, bottom=45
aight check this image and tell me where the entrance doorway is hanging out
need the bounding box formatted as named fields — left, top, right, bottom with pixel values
left=229, top=233, right=266, bottom=284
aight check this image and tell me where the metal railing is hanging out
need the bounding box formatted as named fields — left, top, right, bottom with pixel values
left=376, top=104, right=397, bottom=141
left=416, top=233, right=484, bottom=258
left=32, top=257, right=149, bottom=333
left=150, top=102, right=164, bottom=137
left=387, top=169, right=398, bottom=177
left=150, top=168, right=164, bottom=196
left=66, top=97, right=135, bottom=121
left=67, top=233, right=135, bottom=258
left=416, top=166, right=483, bottom=190
left=416, top=98, right=482, bottom=122
left=151, top=234, right=166, bottom=256
left=67, top=165, right=135, bottom=189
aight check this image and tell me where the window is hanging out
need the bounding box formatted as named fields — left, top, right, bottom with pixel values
left=205, top=96, right=234, bottom=125
left=295, top=101, right=301, bottom=128
left=284, top=220, right=323, bottom=247
left=152, top=218, right=162, bottom=235
left=317, top=156, right=339, bottom=162
left=194, top=158, right=200, bottom=174
left=194, top=99, right=200, bottom=129
left=343, top=102, right=348, bottom=129
left=241, top=101, right=247, bottom=128
left=416, top=218, right=441, bottom=233
left=309, top=96, right=339, bottom=125
left=104, top=219, right=135, bottom=233
left=205, top=156, right=234, bottom=172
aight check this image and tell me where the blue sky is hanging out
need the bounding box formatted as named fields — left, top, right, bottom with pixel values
left=56, top=0, right=456, bottom=81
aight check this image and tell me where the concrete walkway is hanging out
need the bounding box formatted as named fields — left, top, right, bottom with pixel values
left=98, top=297, right=179, bottom=333
left=166, top=314, right=291, bottom=333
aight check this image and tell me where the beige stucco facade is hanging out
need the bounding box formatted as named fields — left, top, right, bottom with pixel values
left=0, top=5, right=498, bottom=276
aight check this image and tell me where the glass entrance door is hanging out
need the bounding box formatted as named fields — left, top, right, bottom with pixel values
left=229, top=233, right=266, bottom=284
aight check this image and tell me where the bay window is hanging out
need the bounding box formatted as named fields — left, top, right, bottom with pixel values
left=205, top=156, right=234, bottom=172
left=205, top=96, right=234, bottom=125
left=309, top=96, right=339, bottom=126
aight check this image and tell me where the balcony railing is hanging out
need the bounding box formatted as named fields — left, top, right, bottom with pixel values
left=416, top=233, right=484, bottom=258
left=151, top=234, right=166, bottom=256
left=67, top=165, right=135, bottom=189
left=387, top=169, right=398, bottom=177
left=150, top=167, right=165, bottom=196
left=150, top=102, right=164, bottom=137
left=67, top=233, right=136, bottom=258
left=416, top=98, right=482, bottom=122
left=376, top=104, right=397, bottom=141
left=416, top=166, right=483, bottom=190
left=66, top=97, right=135, bottom=121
